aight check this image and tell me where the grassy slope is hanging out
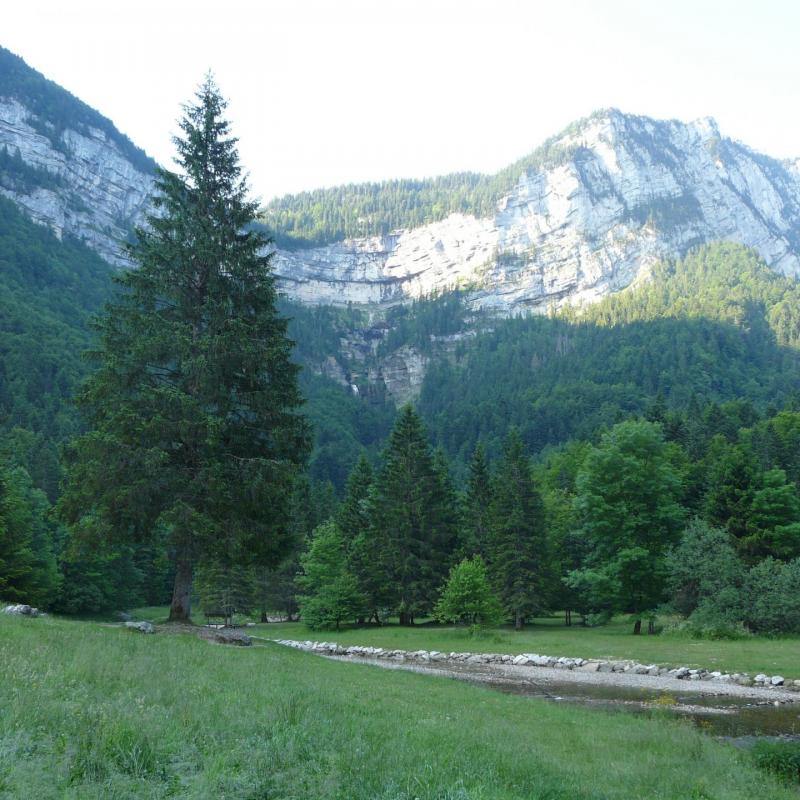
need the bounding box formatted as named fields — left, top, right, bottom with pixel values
left=4, top=616, right=792, bottom=799
left=249, top=618, right=800, bottom=680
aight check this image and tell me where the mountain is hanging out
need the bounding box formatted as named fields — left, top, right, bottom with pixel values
left=267, top=110, right=800, bottom=313
left=0, top=47, right=154, bottom=265
left=3, top=46, right=800, bottom=492
left=2, top=46, right=800, bottom=315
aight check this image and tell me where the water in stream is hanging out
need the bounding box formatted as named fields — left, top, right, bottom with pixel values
left=485, top=676, right=800, bottom=739
left=362, top=659, right=800, bottom=741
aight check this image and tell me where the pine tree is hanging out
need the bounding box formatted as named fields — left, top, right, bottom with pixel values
left=704, top=438, right=760, bottom=542
left=430, top=447, right=461, bottom=578
left=369, top=405, right=458, bottom=624
left=336, top=453, right=373, bottom=551
left=745, top=469, right=800, bottom=560
left=460, top=443, right=493, bottom=559
left=196, top=557, right=255, bottom=627
left=57, top=78, right=310, bottom=622
left=0, top=464, right=60, bottom=606
left=487, top=430, right=547, bottom=630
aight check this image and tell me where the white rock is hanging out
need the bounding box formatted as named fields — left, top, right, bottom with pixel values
left=124, top=620, right=154, bottom=634
left=269, top=111, right=800, bottom=317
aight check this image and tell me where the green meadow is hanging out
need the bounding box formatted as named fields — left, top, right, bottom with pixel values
left=4, top=614, right=795, bottom=798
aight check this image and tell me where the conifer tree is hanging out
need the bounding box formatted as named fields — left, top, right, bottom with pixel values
left=370, top=405, right=458, bottom=624
left=196, top=557, right=255, bottom=627
left=745, top=469, right=800, bottom=560
left=431, top=447, right=461, bottom=572
left=704, top=438, right=760, bottom=542
left=487, top=429, right=547, bottom=630
left=335, top=453, right=373, bottom=550
left=0, top=464, right=60, bottom=606
left=57, top=78, right=310, bottom=621
left=460, top=443, right=493, bottom=559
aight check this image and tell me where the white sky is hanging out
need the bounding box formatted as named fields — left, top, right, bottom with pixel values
left=4, top=0, right=799, bottom=201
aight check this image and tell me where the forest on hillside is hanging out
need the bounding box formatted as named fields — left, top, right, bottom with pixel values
left=4, top=181, right=800, bottom=628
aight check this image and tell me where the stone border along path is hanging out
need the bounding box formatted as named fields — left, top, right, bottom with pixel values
left=271, top=638, right=800, bottom=696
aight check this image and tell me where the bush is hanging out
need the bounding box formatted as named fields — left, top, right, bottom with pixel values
left=752, top=740, right=800, bottom=784
left=663, top=619, right=752, bottom=641
left=744, top=558, right=800, bottom=634
left=434, top=556, right=503, bottom=627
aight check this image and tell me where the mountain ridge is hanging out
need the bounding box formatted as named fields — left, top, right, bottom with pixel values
left=1, top=46, right=800, bottom=315
left=269, top=109, right=800, bottom=313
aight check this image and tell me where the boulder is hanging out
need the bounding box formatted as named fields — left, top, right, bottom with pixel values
left=124, top=620, right=155, bottom=634
left=771, top=675, right=785, bottom=686
left=674, top=667, right=690, bottom=679
left=213, top=629, right=251, bottom=646
left=2, top=604, right=40, bottom=617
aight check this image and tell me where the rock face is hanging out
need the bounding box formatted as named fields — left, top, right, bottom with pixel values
left=2, top=80, right=799, bottom=318
left=0, top=97, right=153, bottom=265
left=272, top=111, right=800, bottom=314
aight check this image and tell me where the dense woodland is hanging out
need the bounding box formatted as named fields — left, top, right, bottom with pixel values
left=4, top=197, right=800, bottom=631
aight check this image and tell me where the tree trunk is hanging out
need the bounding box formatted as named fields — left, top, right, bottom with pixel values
left=647, top=619, right=655, bottom=635
left=632, top=618, right=642, bottom=635
left=399, top=610, right=410, bottom=626
left=514, top=611, right=523, bottom=631
left=261, top=611, right=269, bottom=623
left=565, top=609, right=572, bottom=626
left=168, top=556, right=193, bottom=623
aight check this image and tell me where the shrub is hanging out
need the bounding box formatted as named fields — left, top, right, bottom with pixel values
left=434, top=556, right=503, bottom=627
left=752, top=740, right=800, bottom=784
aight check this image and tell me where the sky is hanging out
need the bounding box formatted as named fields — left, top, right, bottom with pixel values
left=3, top=0, right=799, bottom=201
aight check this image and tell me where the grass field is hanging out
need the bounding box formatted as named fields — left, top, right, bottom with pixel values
left=4, top=614, right=795, bottom=798
left=131, top=606, right=800, bottom=680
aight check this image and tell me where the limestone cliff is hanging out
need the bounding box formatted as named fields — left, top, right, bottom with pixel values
left=272, top=111, right=800, bottom=314
left=0, top=96, right=154, bottom=266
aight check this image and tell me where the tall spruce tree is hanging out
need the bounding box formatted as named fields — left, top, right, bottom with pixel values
left=336, top=453, right=373, bottom=550
left=460, top=443, right=493, bottom=559
left=58, top=78, right=310, bottom=621
left=488, top=430, right=547, bottom=630
left=370, top=405, right=457, bottom=624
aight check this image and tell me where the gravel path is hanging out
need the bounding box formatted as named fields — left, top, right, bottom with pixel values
left=324, top=654, right=800, bottom=703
